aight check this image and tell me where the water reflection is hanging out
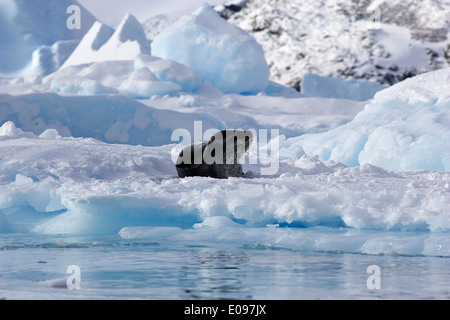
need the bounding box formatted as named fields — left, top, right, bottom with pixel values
left=179, top=250, right=252, bottom=299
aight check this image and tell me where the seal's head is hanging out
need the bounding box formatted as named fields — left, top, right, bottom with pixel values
left=176, top=130, right=254, bottom=179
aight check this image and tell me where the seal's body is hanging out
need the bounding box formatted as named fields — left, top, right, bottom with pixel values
left=176, top=130, right=253, bottom=179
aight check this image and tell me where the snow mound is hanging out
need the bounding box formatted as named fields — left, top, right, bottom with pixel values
left=281, top=68, right=450, bottom=171
left=301, top=73, right=388, bottom=101
left=62, top=14, right=150, bottom=68
left=151, top=3, right=270, bottom=94
left=0, top=121, right=36, bottom=140
left=135, top=55, right=202, bottom=92
left=46, top=54, right=203, bottom=97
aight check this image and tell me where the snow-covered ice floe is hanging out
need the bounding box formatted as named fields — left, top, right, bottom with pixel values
left=1, top=122, right=449, bottom=242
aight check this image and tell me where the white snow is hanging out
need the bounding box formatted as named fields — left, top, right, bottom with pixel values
left=46, top=56, right=203, bottom=98
left=151, top=3, right=270, bottom=94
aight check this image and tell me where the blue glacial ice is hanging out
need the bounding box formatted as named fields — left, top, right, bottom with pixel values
left=281, top=67, right=450, bottom=171
left=0, top=3, right=449, bottom=262
left=0, top=0, right=95, bottom=75
left=151, top=3, right=270, bottom=94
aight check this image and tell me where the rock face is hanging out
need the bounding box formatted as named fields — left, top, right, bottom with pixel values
left=217, top=0, right=450, bottom=89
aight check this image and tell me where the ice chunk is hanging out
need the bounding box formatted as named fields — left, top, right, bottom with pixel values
left=151, top=3, right=270, bottom=94
left=193, top=216, right=244, bottom=229
left=0, top=121, right=36, bottom=140
left=0, top=174, right=64, bottom=214
left=118, top=67, right=182, bottom=99
left=92, top=14, right=151, bottom=62
left=39, top=128, right=61, bottom=140
left=135, top=55, right=202, bottom=92
left=301, top=73, right=388, bottom=101
left=35, top=277, right=70, bottom=289
left=61, top=21, right=115, bottom=69
left=281, top=68, right=450, bottom=172
left=29, top=40, right=80, bottom=77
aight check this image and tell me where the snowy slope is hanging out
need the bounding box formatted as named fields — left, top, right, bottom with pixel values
left=218, top=0, right=450, bottom=89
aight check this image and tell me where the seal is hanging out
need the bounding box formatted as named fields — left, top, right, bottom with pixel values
left=176, top=130, right=254, bottom=179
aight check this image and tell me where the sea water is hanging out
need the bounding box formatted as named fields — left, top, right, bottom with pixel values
left=1, top=229, right=450, bottom=300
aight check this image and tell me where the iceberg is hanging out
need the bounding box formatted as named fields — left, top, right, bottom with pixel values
left=151, top=3, right=270, bottom=94
left=61, top=21, right=115, bottom=69
left=46, top=12, right=203, bottom=98
left=62, top=14, right=150, bottom=68
left=45, top=56, right=201, bottom=97
left=280, top=68, right=450, bottom=172
left=118, top=67, right=182, bottom=99
left=135, top=56, right=202, bottom=93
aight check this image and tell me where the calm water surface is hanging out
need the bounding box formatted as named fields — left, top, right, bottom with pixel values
left=1, top=233, right=450, bottom=300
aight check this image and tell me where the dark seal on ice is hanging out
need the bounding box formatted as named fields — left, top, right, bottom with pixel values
left=176, top=130, right=254, bottom=179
